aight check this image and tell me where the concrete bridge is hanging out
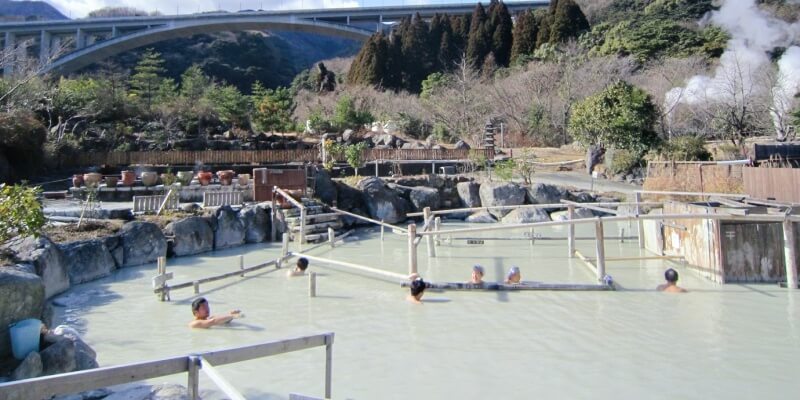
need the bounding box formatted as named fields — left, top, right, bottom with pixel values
left=0, top=1, right=547, bottom=76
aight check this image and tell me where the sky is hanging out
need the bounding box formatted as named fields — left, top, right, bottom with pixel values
left=43, top=0, right=458, bottom=18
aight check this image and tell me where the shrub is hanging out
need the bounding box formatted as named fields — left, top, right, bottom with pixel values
left=658, top=136, right=711, bottom=161
left=494, top=159, right=517, bottom=181
left=344, top=142, right=369, bottom=176
left=607, top=148, right=643, bottom=175
left=0, top=184, right=45, bottom=244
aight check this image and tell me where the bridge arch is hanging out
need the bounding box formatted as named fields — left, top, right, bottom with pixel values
left=45, top=18, right=373, bottom=75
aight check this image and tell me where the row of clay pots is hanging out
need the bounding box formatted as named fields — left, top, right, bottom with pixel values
left=72, top=171, right=251, bottom=188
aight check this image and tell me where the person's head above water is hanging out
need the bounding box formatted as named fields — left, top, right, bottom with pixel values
left=191, top=297, right=209, bottom=319
left=507, top=266, right=521, bottom=283
left=471, top=264, right=485, bottom=283
left=410, top=276, right=426, bottom=298
left=296, top=257, right=309, bottom=271
left=665, top=268, right=679, bottom=283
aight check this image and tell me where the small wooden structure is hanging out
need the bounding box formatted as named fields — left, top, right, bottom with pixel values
left=202, top=191, right=244, bottom=208
left=743, top=166, right=800, bottom=203
left=133, top=194, right=178, bottom=213
left=253, top=168, right=306, bottom=202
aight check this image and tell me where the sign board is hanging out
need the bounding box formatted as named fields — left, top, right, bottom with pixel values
left=467, top=239, right=485, bottom=245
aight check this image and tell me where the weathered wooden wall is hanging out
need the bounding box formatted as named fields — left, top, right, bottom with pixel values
left=662, top=203, right=724, bottom=283
left=644, top=162, right=743, bottom=195
left=743, top=167, right=800, bottom=203
left=719, top=222, right=785, bottom=283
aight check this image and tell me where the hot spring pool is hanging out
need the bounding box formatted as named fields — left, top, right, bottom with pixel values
left=52, top=222, right=800, bottom=399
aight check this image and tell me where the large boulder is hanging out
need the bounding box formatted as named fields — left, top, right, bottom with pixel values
left=313, top=167, right=338, bottom=205
left=408, top=186, right=440, bottom=212
left=215, top=206, right=245, bottom=249
left=103, top=236, right=124, bottom=268
left=5, top=236, right=69, bottom=299
left=454, top=140, right=470, bottom=149
left=502, top=208, right=551, bottom=224
left=479, top=182, right=526, bottom=218
left=40, top=339, right=76, bottom=375
left=466, top=210, right=497, bottom=223
left=118, top=222, right=167, bottom=267
left=586, top=145, right=605, bottom=174
left=550, top=208, right=595, bottom=221
left=45, top=325, right=98, bottom=372
left=239, top=205, right=270, bottom=243
left=164, top=217, right=214, bottom=257
left=526, top=183, right=567, bottom=209
left=357, top=177, right=411, bottom=224
left=0, top=268, right=45, bottom=359
left=11, top=351, right=42, bottom=380
left=456, top=182, right=481, bottom=208
left=59, top=240, right=116, bottom=285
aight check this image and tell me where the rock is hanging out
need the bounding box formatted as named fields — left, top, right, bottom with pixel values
left=4, top=236, right=69, bottom=299
left=118, top=222, right=166, bottom=267
left=11, top=351, right=42, bottom=380
left=180, top=203, right=201, bottom=213
left=74, top=339, right=99, bottom=371
left=40, top=339, right=76, bottom=375
left=550, top=208, right=595, bottom=221
left=215, top=206, right=245, bottom=249
left=103, top=236, right=124, bottom=268
left=335, top=181, right=368, bottom=216
left=239, top=205, right=270, bottom=243
left=466, top=210, right=497, bottom=223
left=164, top=217, right=214, bottom=257
left=59, top=240, right=116, bottom=285
left=501, top=208, right=551, bottom=224
left=342, top=129, right=354, bottom=142
left=0, top=268, right=45, bottom=358
left=408, top=186, right=440, bottom=211
left=151, top=383, right=188, bottom=400
left=479, top=182, right=526, bottom=218
left=454, top=140, right=470, bottom=149
left=525, top=183, right=567, bottom=209
left=456, top=182, right=481, bottom=208
left=568, top=191, right=596, bottom=203
left=357, top=177, right=411, bottom=224
left=313, top=166, right=337, bottom=205
left=103, top=385, right=152, bottom=400
left=586, top=145, right=605, bottom=175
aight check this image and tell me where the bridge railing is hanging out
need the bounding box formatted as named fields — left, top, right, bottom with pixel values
left=58, top=148, right=492, bottom=167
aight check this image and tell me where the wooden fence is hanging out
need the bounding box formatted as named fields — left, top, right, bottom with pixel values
left=133, top=194, right=179, bottom=213
left=643, top=161, right=744, bottom=196
left=743, top=167, right=800, bottom=203
left=61, top=148, right=492, bottom=167
left=203, top=191, right=244, bottom=208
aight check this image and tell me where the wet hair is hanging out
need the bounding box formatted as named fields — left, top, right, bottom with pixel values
left=297, top=257, right=309, bottom=271
left=473, top=265, right=484, bottom=276
left=507, top=266, right=520, bottom=278
left=665, top=268, right=679, bottom=283
left=191, top=297, right=208, bottom=314
left=410, top=278, right=426, bottom=297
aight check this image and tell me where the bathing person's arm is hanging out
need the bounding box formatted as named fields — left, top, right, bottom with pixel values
left=189, top=310, right=242, bottom=328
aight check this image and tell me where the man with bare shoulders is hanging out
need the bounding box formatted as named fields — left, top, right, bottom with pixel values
left=407, top=273, right=426, bottom=304
left=189, top=297, right=243, bottom=328
left=287, top=257, right=309, bottom=277
left=656, top=268, right=688, bottom=293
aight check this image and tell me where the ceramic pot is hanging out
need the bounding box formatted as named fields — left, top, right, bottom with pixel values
left=83, top=173, right=102, bottom=188
left=237, top=174, right=250, bottom=186
left=105, top=176, right=118, bottom=187
left=72, top=174, right=84, bottom=188
left=197, top=171, right=213, bottom=186
left=176, top=171, right=194, bottom=185
left=160, top=173, right=176, bottom=186
left=141, top=171, right=158, bottom=187
left=217, top=170, right=234, bottom=186
left=121, top=170, right=136, bottom=186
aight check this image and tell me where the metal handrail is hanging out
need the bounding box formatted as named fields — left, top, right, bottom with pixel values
left=274, top=186, right=307, bottom=245
left=0, top=332, right=334, bottom=400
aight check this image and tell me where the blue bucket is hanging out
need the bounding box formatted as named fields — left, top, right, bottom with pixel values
left=9, top=318, right=41, bottom=360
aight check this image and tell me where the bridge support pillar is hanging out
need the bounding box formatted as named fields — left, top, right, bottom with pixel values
left=346, top=15, right=350, bottom=25
left=76, top=28, right=85, bottom=49
left=3, top=31, right=15, bottom=77
left=377, top=14, right=383, bottom=32
left=111, top=26, right=119, bottom=38
left=39, top=30, right=51, bottom=64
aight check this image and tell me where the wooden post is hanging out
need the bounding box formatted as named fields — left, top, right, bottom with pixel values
left=408, top=223, right=418, bottom=275
left=619, top=227, right=625, bottom=243
left=424, top=207, right=436, bottom=258
left=299, top=207, right=306, bottom=249
left=567, top=205, right=575, bottom=258
left=595, top=219, right=606, bottom=282
left=380, top=220, right=385, bottom=241
left=239, top=255, right=244, bottom=277
left=278, top=233, right=290, bottom=268
left=328, top=227, right=335, bottom=247
left=325, top=336, right=333, bottom=399
left=635, top=192, right=645, bottom=249
left=375, top=160, right=379, bottom=177
left=187, top=356, right=200, bottom=400
left=270, top=200, right=277, bottom=242
left=529, top=227, right=535, bottom=246
left=783, top=220, right=798, bottom=289
left=434, top=217, right=441, bottom=245
left=193, top=281, right=200, bottom=294
left=309, top=272, right=317, bottom=297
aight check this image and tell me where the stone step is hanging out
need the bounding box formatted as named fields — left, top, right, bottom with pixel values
left=286, top=213, right=341, bottom=226
left=304, top=229, right=347, bottom=243
left=291, top=220, right=344, bottom=233
left=283, top=206, right=326, bottom=217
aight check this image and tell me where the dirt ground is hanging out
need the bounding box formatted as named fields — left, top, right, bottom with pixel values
left=42, top=211, right=200, bottom=243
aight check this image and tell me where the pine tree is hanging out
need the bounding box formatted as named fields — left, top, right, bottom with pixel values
left=449, top=14, right=471, bottom=56
left=439, top=30, right=458, bottom=70
left=384, top=32, right=404, bottom=91
left=429, top=14, right=447, bottom=71
left=489, top=0, right=513, bottom=67
left=511, top=10, right=539, bottom=63
left=128, top=48, right=167, bottom=112
left=549, top=0, right=590, bottom=44
left=346, top=34, right=388, bottom=88
left=466, top=3, right=491, bottom=69
left=402, top=13, right=433, bottom=92
left=534, top=9, right=552, bottom=49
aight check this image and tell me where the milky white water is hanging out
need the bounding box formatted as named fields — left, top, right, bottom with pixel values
left=53, top=222, right=800, bottom=399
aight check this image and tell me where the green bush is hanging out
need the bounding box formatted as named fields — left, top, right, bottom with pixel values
left=494, top=159, right=517, bottom=181
left=658, top=136, right=712, bottom=161
left=0, top=184, right=45, bottom=244
left=0, top=111, right=47, bottom=179
left=607, top=148, right=643, bottom=175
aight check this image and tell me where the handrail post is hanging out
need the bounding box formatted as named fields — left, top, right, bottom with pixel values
left=278, top=233, right=290, bottom=268
left=324, top=334, right=334, bottom=399
left=783, top=219, right=798, bottom=289
left=380, top=220, right=385, bottom=241
left=635, top=192, right=645, bottom=249
left=595, top=218, right=606, bottom=282
left=567, top=205, right=575, bottom=258
left=408, top=223, right=418, bottom=275
left=424, top=207, right=436, bottom=258
left=187, top=355, right=201, bottom=400
left=299, top=207, right=306, bottom=249
left=434, top=217, right=441, bottom=245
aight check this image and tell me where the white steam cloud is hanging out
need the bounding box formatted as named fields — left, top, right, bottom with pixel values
left=665, top=0, right=800, bottom=139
